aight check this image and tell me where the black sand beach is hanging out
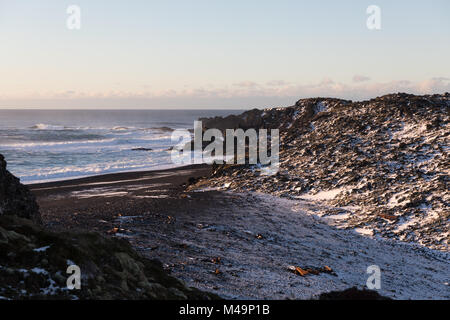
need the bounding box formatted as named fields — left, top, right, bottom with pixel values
left=29, top=165, right=450, bottom=299
left=30, top=165, right=211, bottom=232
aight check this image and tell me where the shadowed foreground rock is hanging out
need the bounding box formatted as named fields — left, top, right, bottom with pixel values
left=0, top=215, right=219, bottom=300
left=0, top=154, right=41, bottom=224
left=317, top=287, right=391, bottom=300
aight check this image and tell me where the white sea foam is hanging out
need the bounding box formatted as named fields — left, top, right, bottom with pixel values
left=0, top=109, right=243, bottom=183
left=0, top=138, right=117, bottom=149
left=30, top=123, right=66, bottom=130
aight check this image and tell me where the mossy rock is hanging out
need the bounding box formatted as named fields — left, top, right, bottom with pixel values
left=0, top=215, right=220, bottom=300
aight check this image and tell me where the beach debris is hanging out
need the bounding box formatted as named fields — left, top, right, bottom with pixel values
left=255, top=234, right=263, bottom=239
left=214, top=268, right=221, bottom=275
left=323, top=265, right=333, bottom=272
left=287, top=265, right=336, bottom=277
left=293, top=266, right=309, bottom=276
left=211, top=257, right=221, bottom=264
left=378, top=213, right=398, bottom=222
left=107, top=227, right=119, bottom=234
left=166, top=216, right=176, bottom=224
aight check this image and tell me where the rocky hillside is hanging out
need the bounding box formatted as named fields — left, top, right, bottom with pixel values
left=0, top=154, right=217, bottom=300
left=193, top=93, right=449, bottom=251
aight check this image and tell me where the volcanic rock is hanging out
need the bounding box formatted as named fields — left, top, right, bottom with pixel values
left=0, top=154, right=41, bottom=224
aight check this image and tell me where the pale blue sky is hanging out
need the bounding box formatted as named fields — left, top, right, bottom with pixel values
left=0, top=0, right=449, bottom=108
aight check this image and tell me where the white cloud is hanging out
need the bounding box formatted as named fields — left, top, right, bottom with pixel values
left=266, top=80, right=291, bottom=87
left=232, top=81, right=261, bottom=88
left=353, top=75, right=371, bottom=83
left=1, top=78, right=449, bottom=108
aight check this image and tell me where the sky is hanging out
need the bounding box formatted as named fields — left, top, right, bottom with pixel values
left=0, top=0, right=449, bottom=109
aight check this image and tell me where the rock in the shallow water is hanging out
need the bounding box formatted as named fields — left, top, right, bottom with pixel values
left=0, top=154, right=42, bottom=224
left=131, top=147, right=153, bottom=151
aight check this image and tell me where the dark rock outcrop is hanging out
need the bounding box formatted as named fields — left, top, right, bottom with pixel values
left=0, top=215, right=219, bottom=300
left=0, top=154, right=41, bottom=224
left=200, top=108, right=265, bottom=131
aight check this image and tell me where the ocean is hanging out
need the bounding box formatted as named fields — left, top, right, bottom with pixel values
left=0, top=109, right=242, bottom=184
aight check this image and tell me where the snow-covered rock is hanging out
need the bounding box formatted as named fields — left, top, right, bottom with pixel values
left=194, top=93, right=449, bottom=251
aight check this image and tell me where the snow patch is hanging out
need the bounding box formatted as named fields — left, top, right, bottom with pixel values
left=299, top=187, right=348, bottom=201
left=315, top=102, right=327, bottom=113
left=393, top=123, right=427, bottom=140
left=31, top=268, right=48, bottom=275
left=33, top=245, right=51, bottom=252
left=354, top=228, right=374, bottom=236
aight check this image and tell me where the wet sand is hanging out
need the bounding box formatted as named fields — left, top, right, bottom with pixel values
left=30, top=165, right=450, bottom=300
left=30, top=164, right=211, bottom=233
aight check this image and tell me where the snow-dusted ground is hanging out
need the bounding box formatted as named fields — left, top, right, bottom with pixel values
left=122, top=191, right=449, bottom=300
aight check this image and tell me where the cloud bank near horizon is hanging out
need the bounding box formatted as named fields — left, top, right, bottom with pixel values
left=1, top=77, right=449, bottom=109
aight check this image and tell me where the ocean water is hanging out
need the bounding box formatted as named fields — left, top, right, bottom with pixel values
left=0, top=109, right=242, bottom=184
